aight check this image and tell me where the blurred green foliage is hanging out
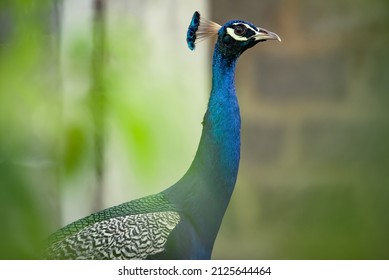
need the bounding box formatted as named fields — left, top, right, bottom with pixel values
left=0, top=0, right=58, bottom=259
left=0, top=1, right=202, bottom=258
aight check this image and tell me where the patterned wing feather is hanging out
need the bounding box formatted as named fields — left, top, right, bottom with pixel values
left=45, top=193, right=180, bottom=259
left=46, top=211, right=180, bottom=259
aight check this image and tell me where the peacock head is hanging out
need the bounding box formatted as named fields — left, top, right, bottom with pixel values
left=187, top=11, right=281, bottom=58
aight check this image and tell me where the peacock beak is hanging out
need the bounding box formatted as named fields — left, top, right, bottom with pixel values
left=253, top=28, right=281, bottom=42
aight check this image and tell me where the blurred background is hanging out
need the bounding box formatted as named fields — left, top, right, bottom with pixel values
left=0, top=0, right=388, bottom=259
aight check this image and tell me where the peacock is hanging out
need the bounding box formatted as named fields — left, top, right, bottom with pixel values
left=45, top=11, right=280, bottom=260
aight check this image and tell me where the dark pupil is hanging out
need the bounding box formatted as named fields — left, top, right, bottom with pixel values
left=234, top=25, right=246, bottom=36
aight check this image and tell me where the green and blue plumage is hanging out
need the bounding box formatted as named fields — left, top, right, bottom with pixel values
left=45, top=11, right=280, bottom=260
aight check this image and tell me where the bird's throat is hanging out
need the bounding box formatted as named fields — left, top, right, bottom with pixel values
left=172, top=48, right=241, bottom=209
left=166, top=48, right=241, bottom=204
left=162, top=44, right=242, bottom=258
left=198, top=50, right=241, bottom=192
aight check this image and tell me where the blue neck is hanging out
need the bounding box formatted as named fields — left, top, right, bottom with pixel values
left=168, top=45, right=241, bottom=204
left=192, top=48, right=241, bottom=193
left=164, top=46, right=241, bottom=256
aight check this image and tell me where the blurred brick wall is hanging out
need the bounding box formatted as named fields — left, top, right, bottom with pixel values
left=211, top=0, right=389, bottom=259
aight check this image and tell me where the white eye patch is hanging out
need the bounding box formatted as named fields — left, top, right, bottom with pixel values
left=226, top=23, right=258, bottom=41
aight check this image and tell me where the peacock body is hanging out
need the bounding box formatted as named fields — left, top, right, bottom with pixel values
left=46, top=11, right=280, bottom=260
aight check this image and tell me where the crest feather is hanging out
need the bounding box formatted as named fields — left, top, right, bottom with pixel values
left=186, top=11, right=221, bottom=51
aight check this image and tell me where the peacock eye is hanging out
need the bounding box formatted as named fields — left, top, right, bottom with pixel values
left=234, top=24, right=247, bottom=36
